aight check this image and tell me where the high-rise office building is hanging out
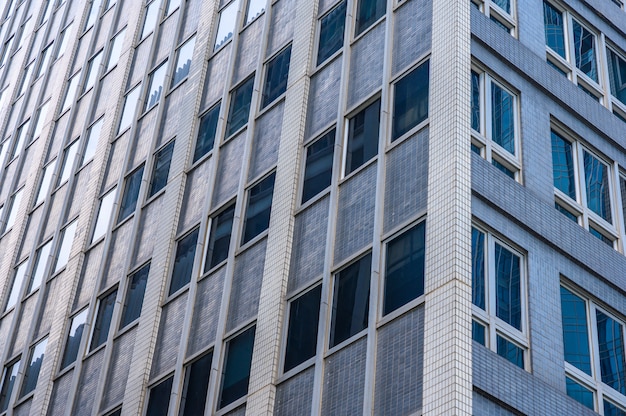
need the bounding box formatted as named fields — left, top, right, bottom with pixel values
left=0, top=0, right=625, bottom=414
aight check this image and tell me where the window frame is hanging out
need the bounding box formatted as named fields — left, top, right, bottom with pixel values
left=193, top=102, right=220, bottom=164
left=213, top=0, right=241, bottom=52
left=203, top=201, right=236, bottom=274
left=168, top=226, right=200, bottom=296
left=260, top=43, right=292, bottom=110
left=240, top=171, right=276, bottom=247
left=315, top=0, right=346, bottom=67
left=217, top=324, right=256, bottom=411
left=60, top=307, right=89, bottom=370
left=341, top=95, right=381, bottom=179
left=88, top=287, right=118, bottom=353
left=117, top=164, right=145, bottom=224
left=147, top=139, right=175, bottom=198
left=144, top=60, right=168, bottom=111
left=171, top=35, right=196, bottom=89
left=472, top=0, right=517, bottom=36
left=299, top=128, right=336, bottom=207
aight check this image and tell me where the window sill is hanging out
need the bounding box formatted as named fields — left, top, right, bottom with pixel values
left=168, top=76, right=189, bottom=96
left=163, top=284, right=190, bottom=306
left=188, top=149, right=213, bottom=171
left=113, top=212, right=135, bottom=231
left=221, top=124, right=248, bottom=146
left=325, top=330, right=367, bottom=358
left=115, top=319, right=139, bottom=339
left=143, top=188, right=166, bottom=209
left=351, top=15, right=386, bottom=45
left=87, top=234, right=107, bottom=250
left=55, top=362, right=75, bottom=379
left=215, top=396, right=247, bottom=416
left=314, top=48, right=342, bottom=73
left=13, top=392, right=34, bottom=408
left=240, top=10, right=266, bottom=33
left=22, top=287, right=40, bottom=302
left=212, top=38, right=233, bottom=58
left=378, top=295, right=425, bottom=328
left=277, top=358, right=316, bottom=384
left=296, top=188, right=330, bottom=214
left=237, top=229, right=269, bottom=255
left=339, top=156, right=377, bottom=186
left=0, top=305, right=15, bottom=319
left=387, top=119, right=429, bottom=152
left=199, top=259, right=228, bottom=282
left=84, top=342, right=107, bottom=360
left=257, top=94, right=285, bottom=118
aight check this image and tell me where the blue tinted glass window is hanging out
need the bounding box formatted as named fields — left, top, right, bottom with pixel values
left=194, top=104, right=220, bottom=163
left=261, top=45, right=291, bottom=109
left=61, top=309, right=88, bottom=369
left=355, top=0, right=385, bottom=36
left=226, top=76, right=254, bottom=138
left=219, top=326, right=255, bottom=409
left=346, top=99, right=380, bottom=175
left=473, top=321, right=486, bottom=345
left=284, top=285, right=321, bottom=372
left=302, top=130, right=334, bottom=204
left=471, top=228, right=485, bottom=310
left=493, top=0, right=510, bottom=13
left=91, top=290, right=117, bottom=351
left=605, top=400, right=626, bottom=416
left=495, top=243, right=521, bottom=330
left=242, top=173, right=275, bottom=244
left=589, top=227, right=613, bottom=247
left=560, top=287, right=592, bottom=375
left=146, top=375, right=173, bottom=416
left=491, top=82, right=515, bottom=155
left=608, top=49, right=626, bottom=106
left=492, top=159, right=515, bottom=179
left=496, top=335, right=524, bottom=368
left=180, top=352, right=212, bottom=416
left=551, top=131, right=576, bottom=199
left=0, top=360, right=20, bottom=412
left=205, top=204, right=235, bottom=271
left=555, top=203, right=578, bottom=222
left=20, top=338, right=47, bottom=397
left=392, top=60, right=429, bottom=141
left=596, top=310, right=626, bottom=395
left=543, top=1, right=565, bottom=58
left=118, top=165, right=144, bottom=222
left=149, top=141, right=175, bottom=197
left=471, top=71, right=480, bottom=131
left=169, top=228, right=199, bottom=295
left=566, top=377, right=594, bottom=409
left=584, top=151, right=612, bottom=223
left=317, top=1, right=346, bottom=65
left=120, top=263, right=150, bottom=328
left=572, top=20, right=598, bottom=82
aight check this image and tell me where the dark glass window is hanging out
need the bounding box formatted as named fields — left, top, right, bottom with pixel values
left=496, top=335, right=524, bottom=369
left=494, top=242, right=521, bottom=330
left=145, top=62, right=167, bottom=110
left=146, top=375, right=174, bottom=416
left=169, top=228, right=200, bottom=295
left=172, top=36, right=195, bottom=88
left=242, top=173, right=275, bottom=244
left=194, top=104, right=220, bottom=162
left=543, top=1, right=565, bottom=58
left=491, top=82, right=515, bottom=155
left=493, top=0, right=510, bottom=13
left=61, top=308, right=88, bottom=369
left=590, top=227, right=613, bottom=247
left=148, top=141, right=175, bottom=197
left=180, top=351, right=213, bottom=416
left=556, top=203, right=578, bottom=222
left=90, top=290, right=117, bottom=351
left=330, top=254, right=371, bottom=347
left=345, top=99, right=380, bottom=175
left=392, top=60, right=429, bottom=141
left=566, top=376, right=595, bottom=410
left=118, top=165, right=144, bottom=222
left=605, top=400, right=626, bottom=416
left=492, top=159, right=515, bottom=179
left=471, top=71, right=481, bottom=131
left=120, top=263, right=150, bottom=328
left=225, top=76, right=255, bottom=138
left=284, top=285, right=321, bottom=372
left=205, top=204, right=235, bottom=272
left=572, top=20, right=597, bottom=82
left=471, top=228, right=486, bottom=310
left=383, top=222, right=425, bottom=315
left=317, top=1, right=346, bottom=65
left=551, top=131, right=576, bottom=199
left=607, top=49, right=626, bottom=106
left=0, top=359, right=20, bottom=412
left=472, top=320, right=486, bottom=345
left=596, top=310, right=626, bottom=395
left=219, top=326, right=256, bottom=409
left=355, top=0, right=385, bottom=36
left=302, top=130, right=335, bottom=204
left=583, top=151, right=612, bottom=223
left=261, top=45, right=291, bottom=109
left=20, top=338, right=47, bottom=397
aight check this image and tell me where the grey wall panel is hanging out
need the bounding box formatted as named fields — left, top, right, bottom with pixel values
left=266, top=0, right=295, bottom=58
left=101, top=221, right=133, bottom=290
left=153, top=13, right=178, bottom=69
left=392, top=0, right=431, bottom=76
left=45, top=7, right=64, bottom=45
left=224, top=404, right=246, bottom=416
left=0, top=161, right=17, bottom=202
left=158, top=86, right=185, bottom=148
left=201, top=46, right=230, bottom=111
left=70, top=37, right=88, bottom=75
left=226, top=239, right=267, bottom=332
left=178, top=158, right=212, bottom=234
left=287, top=196, right=328, bottom=293
left=305, top=56, right=340, bottom=139
left=181, top=0, right=202, bottom=41
left=212, top=131, right=245, bottom=209
left=133, top=196, right=164, bottom=269
left=233, top=16, right=264, bottom=85
left=131, top=108, right=157, bottom=168
left=103, top=132, right=130, bottom=192
left=72, top=349, right=105, bottom=416
left=383, top=128, right=428, bottom=233
left=248, top=101, right=283, bottom=181
left=187, top=268, right=225, bottom=357
left=0, top=315, right=12, bottom=362
left=101, top=328, right=136, bottom=410
left=43, top=186, right=67, bottom=238
left=473, top=391, right=516, bottom=416
left=11, top=296, right=36, bottom=357
left=45, top=111, right=69, bottom=164
left=128, top=39, right=151, bottom=90
left=46, top=369, right=73, bottom=416
left=274, top=367, right=314, bottom=416
left=35, top=277, right=59, bottom=339
left=347, top=21, right=384, bottom=108
left=114, top=1, right=131, bottom=32
left=12, top=398, right=31, bottom=416
left=334, top=163, right=376, bottom=265
left=93, top=72, right=115, bottom=120
left=150, top=292, right=188, bottom=379
left=95, top=8, right=115, bottom=51
left=74, top=243, right=104, bottom=310
left=321, top=337, right=366, bottom=415
left=374, top=307, right=424, bottom=415
left=18, top=205, right=43, bottom=260
left=66, top=166, right=91, bottom=222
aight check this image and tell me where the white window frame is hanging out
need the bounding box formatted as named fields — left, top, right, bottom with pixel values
left=471, top=0, right=517, bottom=37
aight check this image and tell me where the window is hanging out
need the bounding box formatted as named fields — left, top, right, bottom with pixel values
left=245, top=0, right=264, bottom=24
left=38, top=0, right=52, bottom=25
left=84, top=0, right=102, bottom=30
left=4, top=189, right=23, bottom=231
left=471, top=69, right=520, bottom=180
left=344, top=98, right=380, bottom=176
left=179, top=351, right=212, bottom=416
left=284, top=285, right=321, bottom=372
left=607, top=47, right=626, bottom=116
left=0, top=359, right=20, bottom=412
left=242, top=172, right=275, bottom=244
left=383, top=221, right=425, bottom=316
left=0, top=36, right=14, bottom=67
left=543, top=1, right=565, bottom=58
left=62, top=72, right=80, bottom=111
left=35, top=161, right=55, bottom=205
left=35, top=43, right=52, bottom=78
left=148, top=141, right=174, bottom=197
left=54, top=220, right=77, bottom=273
left=83, top=50, right=103, bottom=93
left=219, top=326, right=255, bottom=409
left=11, top=119, right=30, bottom=160
left=17, top=61, right=33, bottom=96
left=19, top=338, right=47, bottom=398
left=472, top=0, right=516, bottom=35
left=92, top=187, right=116, bottom=242
left=106, top=28, right=126, bottom=72
left=58, top=139, right=79, bottom=185
left=169, top=227, right=199, bottom=295
left=471, top=227, right=527, bottom=369
left=82, top=118, right=103, bottom=165
left=29, top=240, right=52, bottom=293
left=117, top=165, right=144, bottom=222
left=193, top=103, right=220, bottom=162
left=118, top=85, right=141, bottom=134
left=146, top=375, right=173, bottom=416
left=561, top=285, right=626, bottom=412
left=317, top=0, right=346, bottom=65
left=261, top=45, right=291, bottom=109
left=551, top=129, right=618, bottom=247
left=354, top=0, right=385, bottom=36
left=5, top=262, right=26, bottom=311
left=204, top=203, right=235, bottom=272
left=330, top=254, right=371, bottom=348
left=302, top=129, right=334, bottom=204
left=119, top=263, right=150, bottom=328
left=55, top=24, right=71, bottom=60
left=90, top=289, right=117, bottom=351
left=61, top=308, right=88, bottom=369
left=145, top=61, right=168, bottom=110
left=172, top=36, right=195, bottom=87
left=141, top=0, right=161, bottom=39
left=392, top=60, right=429, bottom=141
left=32, top=101, right=49, bottom=140
left=166, top=0, right=181, bottom=15
left=225, top=75, right=254, bottom=138
left=214, top=0, right=240, bottom=50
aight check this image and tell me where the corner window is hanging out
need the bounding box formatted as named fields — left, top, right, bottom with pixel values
left=60, top=308, right=88, bottom=369
left=284, top=285, right=321, bottom=372
left=354, top=0, right=385, bottom=36
left=148, top=140, right=175, bottom=197
left=92, top=187, right=116, bottom=243
left=261, top=45, right=291, bottom=109
left=5, top=262, right=27, bottom=311
left=119, top=262, right=150, bottom=328
left=83, top=50, right=103, bottom=93
left=19, top=338, right=47, bottom=398
left=172, top=36, right=195, bottom=88
left=106, top=28, right=126, bottom=72
left=302, top=129, right=335, bottom=204
left=29, top=240, right=52, bottom=293
left=169, top=227, right=200, bottom=295
left=193, top=103, right=220, bottom=162
left=245, top=0, right=264, bottom=24
left=219, top=326, right=255, bottom=409
left=214, top=0, right=240, bottom=51
left=0, top=359, right=20, bottom=412
left=118, top=85, right=141, bottom=134
left=317, top=0, right=346, bottom=66
left=117, top=165, right=144, bottom=222
left=241, top=172, right=275, bottom=244
left=146, top=375, right=173, bottom=416
left=179, top=351, right=212, bottom=416
left=472, top=227, right=527, bottom=370
left=90, top=289, right=117, bottom=351
left=54, top=220, right=77, bottom=273
left=225, top=75, right=254, bottom=138
left=204, top=203, right=235, bottom=272
left=145, top=61, right=168, bottom=110
left=141, top=0, right=161, bottom=39
left=392, top=60, right=429, bottom=141
left=344, top=98, right=380, bottom=176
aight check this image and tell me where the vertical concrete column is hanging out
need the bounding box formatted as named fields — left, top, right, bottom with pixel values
left=244, top=1, right=317, bottom=414
left=421, top=0, right=473, bottom=414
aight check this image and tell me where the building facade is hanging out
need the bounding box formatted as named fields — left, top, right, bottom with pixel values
left=0, top=0, right=624, bottom=414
